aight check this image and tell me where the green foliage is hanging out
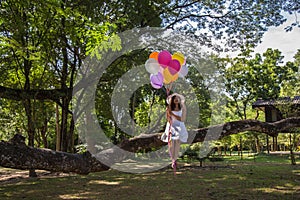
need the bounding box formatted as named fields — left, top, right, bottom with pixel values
left=0, top=100, right=26, bottom=141
left=133, top=90, right=165, bottom=131
left=216, top=48, right=299, bottom=153
left=221, top=47, right=298, bottom=120
left=186, top=66, right=212, bottom=127
left=75, top=144, right=87, bottom=154
left=163, top=0, right=298, bottom=51
left=281, top=49, right=300, bottom=96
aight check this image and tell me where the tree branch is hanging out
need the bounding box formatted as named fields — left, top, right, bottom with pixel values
left=0, top=85, right=72, bottom=103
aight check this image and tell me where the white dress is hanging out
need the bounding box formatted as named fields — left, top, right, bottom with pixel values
left=161, top=110, right=188, bottom=143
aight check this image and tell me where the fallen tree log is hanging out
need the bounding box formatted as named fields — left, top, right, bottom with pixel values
left=1, top=117, right=300, bottom=174
left=0, top=134, right=109, bottom=175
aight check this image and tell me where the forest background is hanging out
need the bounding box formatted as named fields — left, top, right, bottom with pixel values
left=0, top=0, right=300, bottom=171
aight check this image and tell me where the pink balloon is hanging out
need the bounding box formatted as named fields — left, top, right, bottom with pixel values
left=158, top=50, right=172, bottom=68
left=150, top=72, right=164, bottom=89
left=168, top=59, right=181, bottom=75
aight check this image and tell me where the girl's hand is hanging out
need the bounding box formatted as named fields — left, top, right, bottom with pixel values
left=180, top=102, right=186, bottom=109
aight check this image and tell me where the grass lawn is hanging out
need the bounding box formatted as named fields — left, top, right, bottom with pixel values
left=0, top=153, right=300, bottom=200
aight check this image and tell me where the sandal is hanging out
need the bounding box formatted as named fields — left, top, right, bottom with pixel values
left=171, top=160, right=177, bottom=169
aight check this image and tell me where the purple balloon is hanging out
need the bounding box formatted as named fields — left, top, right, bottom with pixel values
left=168, top=59, right=181, bottom=75
left=150, top=72, right=163, bottom=89
left=158, top=50, right=172, bottom=68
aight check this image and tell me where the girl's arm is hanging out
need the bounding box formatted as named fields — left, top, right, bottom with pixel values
left=167, top=103, right=186, bottom=122
left=166, top=106, right=172, bottom=122
left=170, top=107, right=186, bottom=122
left=181, top=103, right=186, bottom=122
left=170, top=112, right=182, bottom=121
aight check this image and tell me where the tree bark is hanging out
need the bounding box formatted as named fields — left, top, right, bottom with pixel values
left=255, top=135, right=260, bottom=153
left=55, top=103, right=61, bottom=151
left=60, top=97, right=69, bottom=152
left=69, top=116, right=75, bottom=153
left=0, top=134, right=109, bottom=175
left=1, top=117, right=300, bottom=174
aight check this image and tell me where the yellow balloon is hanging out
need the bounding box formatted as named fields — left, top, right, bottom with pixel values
left=163, top=68, right=173, bottom=84
left=163, top=68, right=179, bottom=84
left=172, top=52, right=185, bottom=65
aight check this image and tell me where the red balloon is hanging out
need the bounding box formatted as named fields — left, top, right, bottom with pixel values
left=168, top=59, right=181, bottom=75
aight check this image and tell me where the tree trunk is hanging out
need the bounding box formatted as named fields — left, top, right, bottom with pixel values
left=239, top=136, right=243, bottom=160
left=59, top=5, right=71, bottom=152
left=68, top=116, right=75, bottom=153
left=23, top=99, right=37, bottom=177
left=266, top=135, right=270, bottom=154
left=41, top=116, right=49, bottom=148
left=56, top=103, right=61, bottom=151
left=60, top=97, right=69, bottom=152
left=272, top=136, right=276, bottom=151
left=289, top=134, right=296, bottom=165
left=255, top=135, right=260, bottom=153
left=23, top=51, right=37, bottom=177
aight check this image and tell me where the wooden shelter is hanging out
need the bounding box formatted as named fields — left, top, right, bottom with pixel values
left=252, top=96, right=300, bottom=152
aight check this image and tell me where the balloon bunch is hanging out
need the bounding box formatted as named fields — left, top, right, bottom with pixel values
left=145, top=50, right=188, bottom=89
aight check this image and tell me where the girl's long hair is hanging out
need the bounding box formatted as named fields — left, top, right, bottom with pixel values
left=170, top=95, right=181, bottom=111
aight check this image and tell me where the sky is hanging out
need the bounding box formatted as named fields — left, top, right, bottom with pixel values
left=254, top=15, right=300, bottom=62
left=222, top=14, right=300, bottom=63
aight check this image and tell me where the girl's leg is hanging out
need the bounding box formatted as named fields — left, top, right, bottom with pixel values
left=172, top=139, right=181, bottom=160
left=171, top=139, right=181, bottom=168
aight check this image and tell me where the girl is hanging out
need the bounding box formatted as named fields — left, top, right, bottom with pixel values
left=161, top=93, right=188, bottom=169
